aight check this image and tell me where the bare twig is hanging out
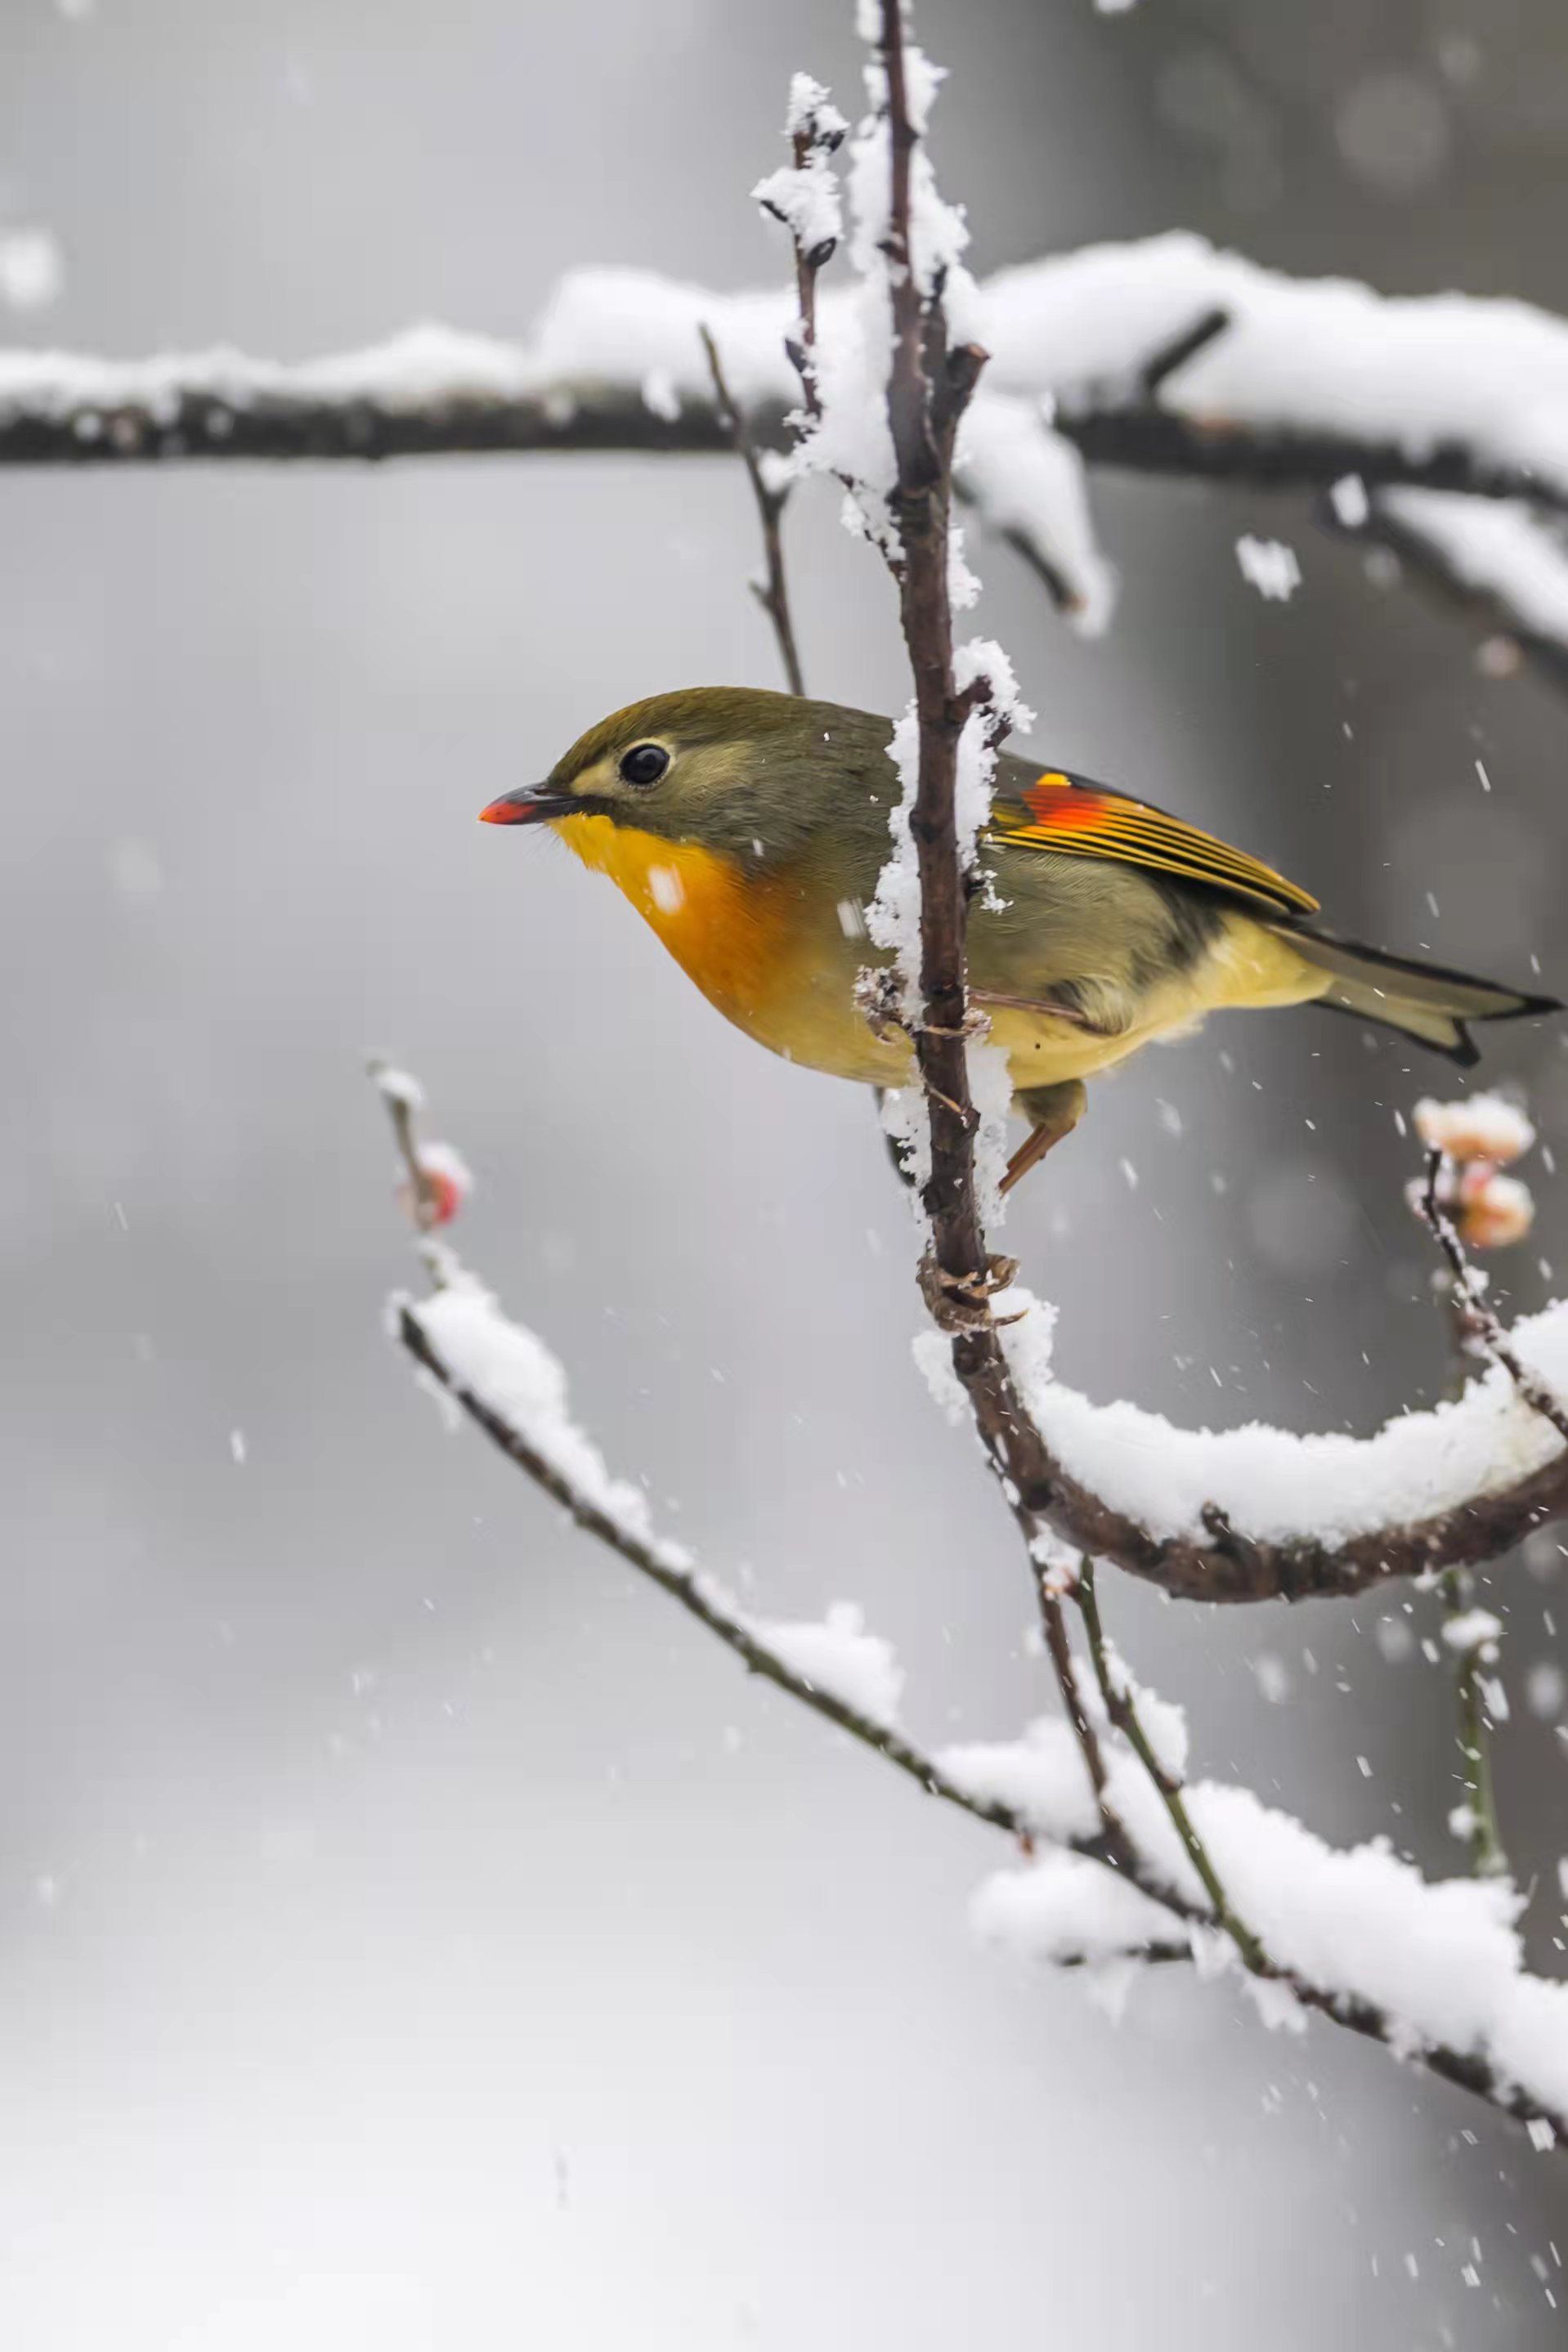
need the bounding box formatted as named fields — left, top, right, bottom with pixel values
left=698, top=325, right=805, bottom=696
left=368, top=1058, right=442, bottom=1229
left=774, top=94, right=844, bottom=423
left=1037, top=1578, right=1114, bottom=1818
left=1076, top=1560, right=1268, bottom=1972
left=1138, top=306, right=1231, bottom=396
left=1418, top=1147, right=1568, bottom=1445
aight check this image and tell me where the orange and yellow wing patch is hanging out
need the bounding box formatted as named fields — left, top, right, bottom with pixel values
left=986, top=770, right=1319, bottom=919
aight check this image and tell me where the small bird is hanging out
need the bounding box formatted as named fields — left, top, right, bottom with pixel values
left=481, top=688, right=1556, bottom=1189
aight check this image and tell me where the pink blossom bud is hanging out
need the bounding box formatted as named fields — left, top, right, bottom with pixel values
left=1413, top=1093, right=1535, bottom=1168
left=1455, top=1167, right=1534, bottom=1250
left=396, top=1140, right=473, bottom=1229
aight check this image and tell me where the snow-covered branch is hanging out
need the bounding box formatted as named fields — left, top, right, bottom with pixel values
left=374, top=1071, right=1568, bottom=2144
left=1319, top=482, right=1568, bottom=690
left=16, top=231, right=1568, bottom=671
left=393, top=1273, right=1028, bottom=1844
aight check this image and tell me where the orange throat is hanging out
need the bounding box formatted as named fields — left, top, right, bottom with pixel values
left=549, top=813, right=791, bottom=1021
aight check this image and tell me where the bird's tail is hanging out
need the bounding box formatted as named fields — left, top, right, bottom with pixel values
left=1270, top=923, right=1561, bottom=1066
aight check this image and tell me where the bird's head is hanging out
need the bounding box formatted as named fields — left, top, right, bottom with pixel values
left=480, top=686, right=895, bottom=867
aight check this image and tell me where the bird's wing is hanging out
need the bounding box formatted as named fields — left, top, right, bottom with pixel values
left=985, top=766, right=1319, bottom=919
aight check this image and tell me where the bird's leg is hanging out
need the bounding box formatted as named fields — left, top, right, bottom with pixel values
left=1001, top=1079, right=1087, bottom=1195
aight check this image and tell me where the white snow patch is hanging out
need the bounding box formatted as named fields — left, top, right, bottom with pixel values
left=1235, top=534, right=1301, bottom=602
left=371, top=1064, right=425, bottom=1110
left=1378, top=491, right=1568, bottom=649
left=1525, top=1660, right=1565, bottom=1719
left=407, top=1268, right=687, bottom=1566
left=639, top=367, right=680, bottom=423
left=956, top=392, right=1116, bottom=633
left=1442, top=1607, right=1503, bottom=1659
left=971, top=1850, right=1178, bottom=1966
left=0, top=228, right=63, bottom=313
left=1005, top=1296, right=1568, bottom=1548
left=755, top=1602, right=904, bottom=1727
left=936, top=1717, right=1100, bottom=1843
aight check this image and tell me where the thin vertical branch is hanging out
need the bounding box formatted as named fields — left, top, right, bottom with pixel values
left=368, top=1058, right=442, bottom=1229
left=697, top=324, right=806, bottom=696
left=875, top=0, right=997, bottom=1310
left=782, top=100, right=843, bottom=423
left=1077, top=1561, right=1270, bottom=1976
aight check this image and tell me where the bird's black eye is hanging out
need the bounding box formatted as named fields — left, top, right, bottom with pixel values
left=618, top=742, right=670, bottom=787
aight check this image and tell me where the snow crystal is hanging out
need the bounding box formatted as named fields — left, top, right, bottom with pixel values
left=0, top=228, right=63, bottom=313
left=754, top=1602, right=904, bottom=1727
left=1415, top=1092, right=1536, bottom=1167
left=1442, top=1608, right=1503, bottom=1659
left=1254, top=1651, right=1292, bottom=1702
left=1376, top=1615, right=1415, bottom=1664
left=1526, top=1660, right=1565, bottom=1719
left=970, top=1850, right=1177, bottom=1966
left=1235, top=534, right=1301, bottom=603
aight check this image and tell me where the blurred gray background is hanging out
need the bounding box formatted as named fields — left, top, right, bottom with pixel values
left=2, top=0, right=1566, bottom=2344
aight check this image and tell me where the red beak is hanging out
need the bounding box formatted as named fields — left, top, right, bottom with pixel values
left=478, top=787, right=549, bottom=826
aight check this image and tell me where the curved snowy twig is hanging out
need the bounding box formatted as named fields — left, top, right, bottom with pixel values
left=378, top=1167, right=1568, bottom=2146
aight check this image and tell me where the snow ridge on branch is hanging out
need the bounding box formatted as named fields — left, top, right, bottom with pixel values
left=16, top=234, right=1568, bottom=671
